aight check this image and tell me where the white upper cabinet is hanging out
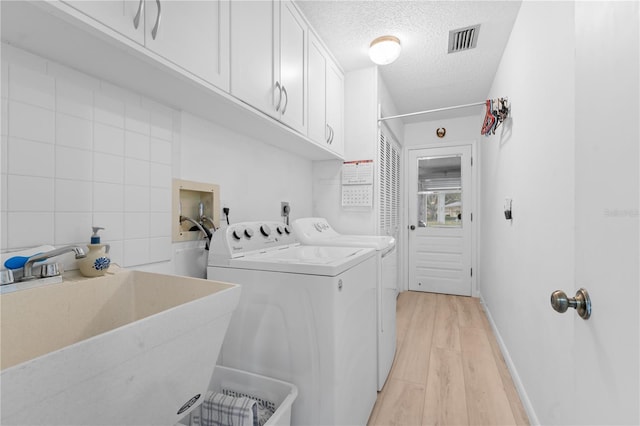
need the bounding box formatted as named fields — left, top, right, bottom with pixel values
left=307, top=31, right=343, bottom=156
left=278, top=1, right=306, bottom=134
left=230, top=0, right=306, bottom=134
left=62, top=0, right=230, bottom=90
left=144, top=1, right=230, bottom=90
left=307, top=32, right=327, bottom=146
left=41, top=0, right=341, bottom=159
left=326, top=61, right=344, bottom=156
left=230, top=0, right=278, bottom=118
left=62, top=1, right=145, bottom=44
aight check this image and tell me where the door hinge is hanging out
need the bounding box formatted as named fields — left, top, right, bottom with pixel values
left=470, top=268, right=473, bottom=277
left=471, top=157, right=473, bottom=166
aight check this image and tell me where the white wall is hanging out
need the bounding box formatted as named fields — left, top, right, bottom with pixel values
left=178, top=113, right=313, bottom=224
left=404, top=115, right=477, bottom=147
left=0, top=44, right=313, bottom=276
left=311, top=66, right=406, bottom=239
left=403, top=114, right=480, bottom=294
left=312, top=67, right=379, bottom=235
left=478, top=2, right=576, bottom=424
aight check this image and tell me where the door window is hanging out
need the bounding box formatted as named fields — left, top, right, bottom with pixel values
left=417, top=155, right=463, bottom=228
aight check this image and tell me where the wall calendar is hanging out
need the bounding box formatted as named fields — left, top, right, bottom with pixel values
left=341, top=160, right=374, bottom=207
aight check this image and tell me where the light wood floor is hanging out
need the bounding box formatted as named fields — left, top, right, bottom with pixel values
left=367, top=291, right=530, bottom=426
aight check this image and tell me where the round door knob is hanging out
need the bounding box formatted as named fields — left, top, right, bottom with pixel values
left=410, top=225, right=416, bottom=230
left=550, top=288, right=591, bottom=320
left=550, top=290, right=570, bottom=313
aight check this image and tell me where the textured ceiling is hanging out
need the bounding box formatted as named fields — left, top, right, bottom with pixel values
left=296, top=1, right=522, bottom=122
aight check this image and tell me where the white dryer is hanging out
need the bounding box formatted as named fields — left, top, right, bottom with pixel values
left=207, top=221, right=377, bottom=426
left=292, top=217, right=397, bottom=391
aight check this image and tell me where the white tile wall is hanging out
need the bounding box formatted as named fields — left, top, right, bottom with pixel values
left=8, top=137, right=54, bottom=177
left=1, top=45, right=173, bottom=268
left=56, top=79, right=93, bottom=120
left=2, top=43, right=316, bottom=275
left=9, top=64, right=55, bottom=109
left=55, top=147, right=92, bottom=181
left=94, top=123, right=124, bottom=155
left=56, top=113, right=93, bottom=150
left=94, top=92, right=125, bottom=128
left=10, top=101, right=55, bottom=143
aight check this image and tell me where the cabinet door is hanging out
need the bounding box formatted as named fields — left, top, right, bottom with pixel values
left=307, top=32, right=327, bottom=146
left=326, top=62, right=344, bottom=156
left=62, top=0, right=144, bottom=44
left=230, top=0, right=279, bottom=118
left=278, top=0, right=306, bottom=134
left=144, top=0, right=230, bottom=91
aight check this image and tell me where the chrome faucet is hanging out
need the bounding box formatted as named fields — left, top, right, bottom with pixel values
left=180, top=216, right=212, bottom=250
left=23, top=245, right=86, bottom=280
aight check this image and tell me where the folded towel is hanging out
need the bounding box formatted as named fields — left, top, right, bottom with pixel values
left=221, top=390, right=275, bottom=426
left=199, top=391, right=258, bottom=426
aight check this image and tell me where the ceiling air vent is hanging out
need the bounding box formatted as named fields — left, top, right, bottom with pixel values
left=448, top=24, right=480, bottom=53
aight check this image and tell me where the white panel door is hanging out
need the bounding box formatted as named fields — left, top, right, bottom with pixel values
left=307, top=32, right=327, bottom=145
left=62, top=0, right=144, bottom=44
left=408, top=145, right=472, bottom=296
left=144, top=0, right=230, bottom=90
left=230, top=0, right=278, bottom=118
left=570, top=2, right=639, bottom=423
left=278, top=0, right=306, bottom=134
left=325, top=62, right=344, bottom=156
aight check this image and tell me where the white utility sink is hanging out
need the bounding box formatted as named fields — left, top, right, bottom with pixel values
left=0, top=269, right=240, bottom=425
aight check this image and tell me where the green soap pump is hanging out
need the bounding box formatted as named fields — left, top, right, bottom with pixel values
left=78, top=226, right=111, bottom=277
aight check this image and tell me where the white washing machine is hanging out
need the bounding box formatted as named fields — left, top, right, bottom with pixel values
left=207, top=221, right=377, bottom=426
left=292, top=217, right=397, bottom=391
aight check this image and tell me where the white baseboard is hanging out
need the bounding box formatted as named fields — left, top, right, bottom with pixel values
left=479, top=294, right=540, bottom=426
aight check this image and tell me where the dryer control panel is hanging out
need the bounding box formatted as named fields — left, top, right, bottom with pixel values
left=209, top=221, right=298, bottom=261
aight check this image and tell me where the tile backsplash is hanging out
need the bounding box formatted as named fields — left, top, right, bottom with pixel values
left=1, top=44, right=174, bottom=268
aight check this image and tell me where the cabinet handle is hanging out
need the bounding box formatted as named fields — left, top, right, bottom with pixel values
left=274, top=81, right=282, bottom=112
left=133, top=0, right=144, bottom=29
left=327, top=125, right=334, bottom=144
left=151, top=0, right=162, bottom=40
left=281, top=86, right=288, bottom=114
left=326, top=123, right=330, bottom=143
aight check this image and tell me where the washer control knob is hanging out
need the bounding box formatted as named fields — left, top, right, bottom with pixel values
left=276, top=225, right=284, bottom=235
left=284, top=225, right=291, bottom=235
left=260, top=225, right=271, bottom=237
left=244, top=228, right=254, bottom=239
left=232, top=228, right=244, bottom=240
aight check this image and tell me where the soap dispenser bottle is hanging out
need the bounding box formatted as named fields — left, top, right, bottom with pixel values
left=78, top=227, right=111, bottom=277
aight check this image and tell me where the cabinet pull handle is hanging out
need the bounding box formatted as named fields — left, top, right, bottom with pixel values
left=326, top=124, right=330, bottom=143
left=133, top=0, right=144, bottom=29
left=274, top=81, right=282, bottom=111
left=281, top=86, right=288, bottom=114
left=151, top=0, right=162, bottom=40
left=328, top=125, right=334, bottom=144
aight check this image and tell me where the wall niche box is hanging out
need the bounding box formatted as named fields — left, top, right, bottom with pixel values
left=172, top=179, right=220, bottom=243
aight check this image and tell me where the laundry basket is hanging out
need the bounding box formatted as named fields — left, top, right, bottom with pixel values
left=178, top=366, right=298, bottom=426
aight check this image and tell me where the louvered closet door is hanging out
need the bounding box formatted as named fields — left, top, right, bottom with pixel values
left=408, top=145, right=472, bottom=296
left=379, top=130, right=400, bottom=238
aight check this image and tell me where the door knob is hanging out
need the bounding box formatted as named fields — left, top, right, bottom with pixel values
left=409, top=225, right=415, bottom=230
left=550, top=288, right=591, bottom=320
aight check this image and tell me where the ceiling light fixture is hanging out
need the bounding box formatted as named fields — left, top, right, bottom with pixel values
left=369, top=35, right=401, bottom=65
